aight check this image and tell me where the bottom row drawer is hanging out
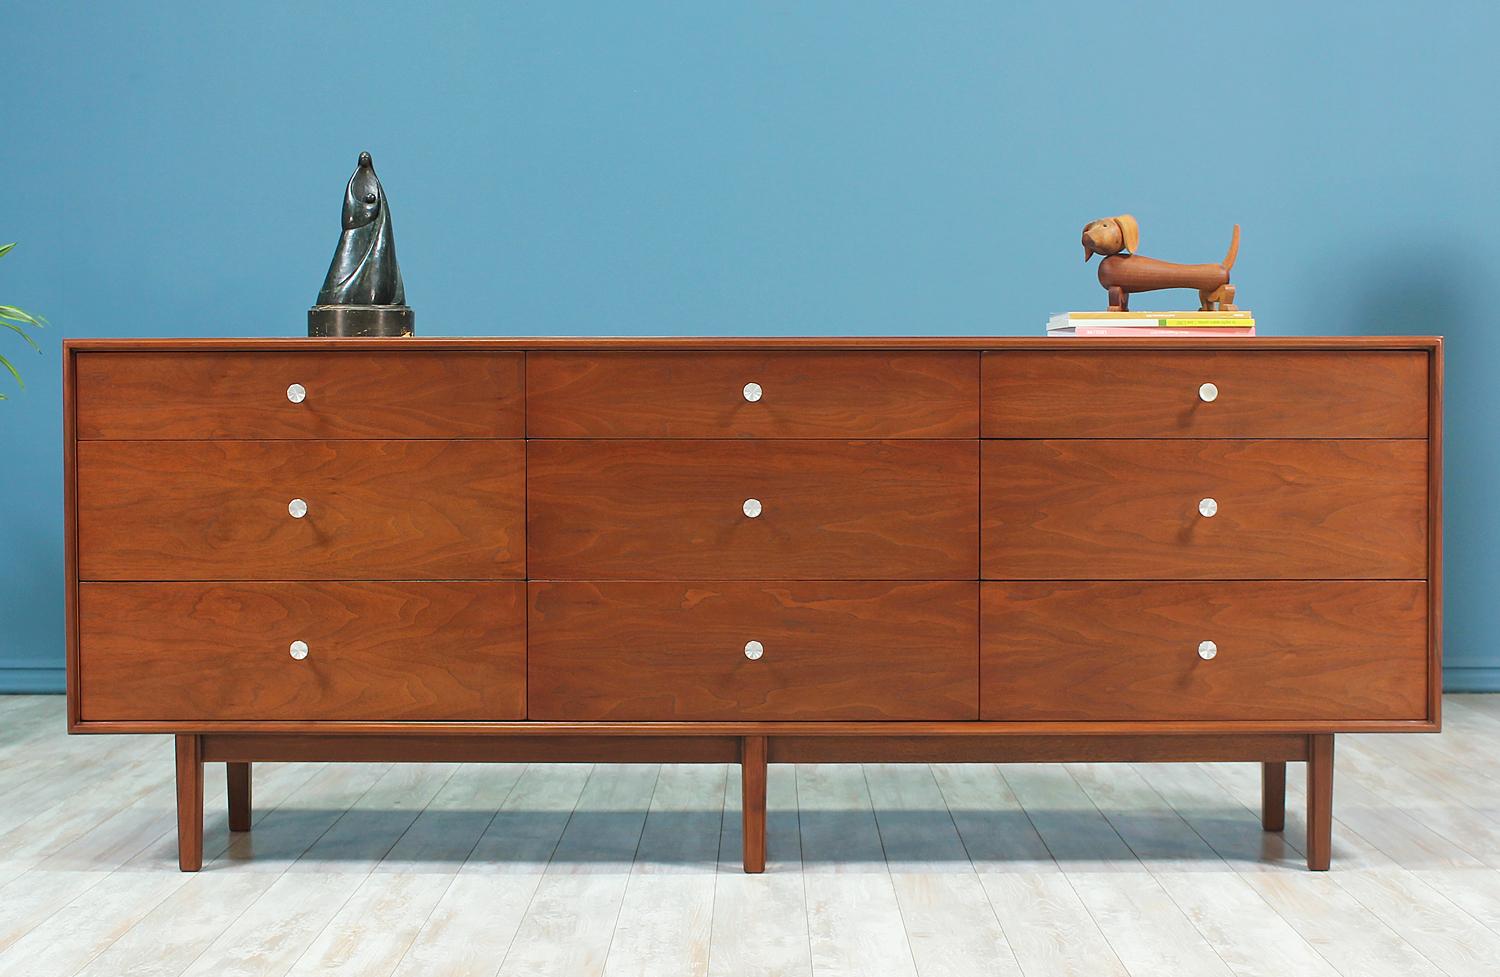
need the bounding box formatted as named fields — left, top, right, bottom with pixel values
left=527, top=582, right=978, bottom=720
left=79, top=582, right=527, bottom=722
left=982, top=581, right=1428, bottom=722
left=78, top=580, right=1428, bottom=724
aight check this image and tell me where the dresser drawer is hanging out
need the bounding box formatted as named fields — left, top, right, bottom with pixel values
left=527, top=440, right=979, bottom=579
left=981, top=350, right=1428, bottom=438
left=78, top=582, right=525, bottom=721
left=528, top=581, right=978, bottom=720
left=980, top=581, right=1428, bottom=721
left=76, top=351, right=525, bottom=439
left=78, top=440, right=524, bottom=580
left=981, top=439, right=1426, bottom=579
left=527, top=351, right=978, bottom=438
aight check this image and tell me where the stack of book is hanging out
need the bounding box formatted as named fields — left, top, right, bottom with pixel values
left=1046, top=310, right=1256, bottom=337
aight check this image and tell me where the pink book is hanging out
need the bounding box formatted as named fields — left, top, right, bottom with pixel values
left=1056, top=326, right=1257, bottom=337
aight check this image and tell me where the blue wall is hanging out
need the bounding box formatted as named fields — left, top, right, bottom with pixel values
left=2, top=2, right=1494, bottom=692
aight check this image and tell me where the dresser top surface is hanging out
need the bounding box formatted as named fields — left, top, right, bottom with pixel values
left=63, top=336, right=1443, bottom=353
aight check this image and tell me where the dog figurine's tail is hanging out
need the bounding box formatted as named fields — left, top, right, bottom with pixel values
left=1221, top=224, right=1241, bottom=271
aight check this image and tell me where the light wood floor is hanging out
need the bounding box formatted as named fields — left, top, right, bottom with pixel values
left=5, top=697, right=1500, bottom=976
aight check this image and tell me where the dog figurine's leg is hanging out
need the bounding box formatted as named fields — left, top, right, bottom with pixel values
left=1108, top=286, right=1128, bottom=312
left=1200, top=285, right=1238, bottom=312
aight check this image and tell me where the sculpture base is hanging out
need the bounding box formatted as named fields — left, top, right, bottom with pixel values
left=307, top=306, right=414, bottom=337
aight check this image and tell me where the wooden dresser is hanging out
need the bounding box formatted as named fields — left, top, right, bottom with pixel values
left=63, top=336, right=1443, bottom=873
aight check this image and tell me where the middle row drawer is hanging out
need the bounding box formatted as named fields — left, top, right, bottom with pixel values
left=76, top=438, right=1423, bottom=581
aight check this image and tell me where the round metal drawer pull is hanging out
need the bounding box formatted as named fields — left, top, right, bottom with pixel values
left=743, top=381, right=763, bottom=403
left=287, top=383, right=307, bottom=404
left=288, top=498, right=309, bottom=519
left=1198, top=640, right=1218, bottom=661
left=1198, top=497, right=1218, bottom=518
left=743, top=498, right=763, bottom=518
left=744, top=640, right=765, bottom=661
left=1198, top=382, right=1218, bottom=403
left=290, top=640, right=309, bottom=661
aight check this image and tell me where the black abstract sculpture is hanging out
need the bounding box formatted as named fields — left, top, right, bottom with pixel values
left=308, top=152, right=414, bottom=337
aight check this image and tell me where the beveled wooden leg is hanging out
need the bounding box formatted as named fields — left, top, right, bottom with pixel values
left=175, top=734, right=204, bottom=872
left=227, top=762, right=252, bottom=832
left=1262, top=761, right=1286, bottom=832
left=741, top=735, right=767, bottom=874
left=1306, top=734, right=1334, bottom=871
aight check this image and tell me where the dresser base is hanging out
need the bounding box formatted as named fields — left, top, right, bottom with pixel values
left=172, top=731, right=1333, bottom=873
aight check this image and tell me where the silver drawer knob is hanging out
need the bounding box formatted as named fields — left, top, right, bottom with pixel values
left=1198, top=382, right=1218, bottom=403
left=744, top=640, right=765, bottom=661
left=743, top=498, right=763, bottom=518
left=290, top=640, right=309, bottom=661
left=288, top=498, right=309, bottom=519
left=287, top=383, right=307, bottom=404
left=1198, top=640, right=1218, bottom=661
left=743, top=382, right=763, bottom=403
left=1198, top=497, right=1218, bottom=518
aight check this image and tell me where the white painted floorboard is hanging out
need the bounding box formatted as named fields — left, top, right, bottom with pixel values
left=4, top=694, right=1500, bottom=976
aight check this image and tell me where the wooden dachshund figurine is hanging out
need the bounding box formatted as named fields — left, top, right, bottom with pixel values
left=1081, top=214, right=1240, bottom=312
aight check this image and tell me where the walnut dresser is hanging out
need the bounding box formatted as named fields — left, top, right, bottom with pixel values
left=62, top=336, right=1443, bottom=873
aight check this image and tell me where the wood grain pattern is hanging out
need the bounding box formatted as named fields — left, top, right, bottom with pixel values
left=1428, top=342, right=1444, bottom=727
left=984, top=349, right=1429, bottom=438
left=1308, top=733, right=1335, bottom=870
left=742, top=735, right=767, bottom=874
left=528, top=440, right=978, bottom=579
left=175, top=734, right=203, bottom=872
left=1262, top=761, right=1286, bottom=832
left=201, top=733, right=743, bottom=763
left=195, top=730, right=1308, bottom=765
left=227, top=762, right=251, bottom=832
left=980, top=581, right=1428, bottom=721
left=64, top=348, right=80, bottom=728
left=79, top=582, right=526, bottom=721
left=75, top=351, right=524, bottom=439
left=77, top=439, right=524, bottom=580
left=527, top=351, right=978, bottom=438
left=527, top=581, right=978, bottom=720
left=981, top=439, right=1427, bottom=580
left=767, top=733, right=1308, bottom=763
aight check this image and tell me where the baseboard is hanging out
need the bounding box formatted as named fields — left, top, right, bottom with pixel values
left=1442, top=666, right=1500, bottom=694
left=0, top=666, right=65, bottom=694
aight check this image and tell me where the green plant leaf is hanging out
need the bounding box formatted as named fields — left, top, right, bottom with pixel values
left=0, top=306, right=47, bottom=327
left=0, top=243, right=14, bottom=259
left=0, top=321, right=42, bottom=352
left=0, top=352, right=23, bottom=392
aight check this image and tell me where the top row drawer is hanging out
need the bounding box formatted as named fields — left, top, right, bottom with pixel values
left=75, top=348, right=1428, bottom=440
left=527, top=351, right=978, bottom=437
left=76, top=351, right=527, bottom=440
left=984, top=350, right=1428, bottom=439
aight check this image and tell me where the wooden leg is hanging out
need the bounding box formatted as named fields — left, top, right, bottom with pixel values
left=1261, top=761, right=1286, bottom=832
left=227, top=762, right=252, bottom=832
left=741, top=735, right=767, bottom=874
left=1306, top=734, right=1334, bottom=871
left=175, top=734, right=204, bottom=872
